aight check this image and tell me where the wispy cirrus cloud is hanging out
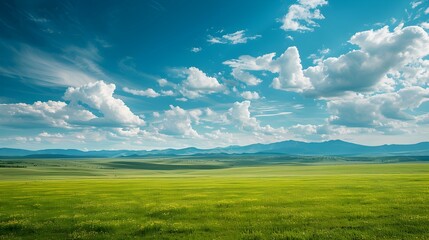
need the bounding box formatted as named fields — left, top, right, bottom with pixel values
left=0, top=44, right=104, bottom=87
left=411, top=1, right=423, bottom=9
left=123, top=87, right=161, bottom=98
left=254, top=112, right=292, bottom=117
left=208, top=30, right=261, bottom=45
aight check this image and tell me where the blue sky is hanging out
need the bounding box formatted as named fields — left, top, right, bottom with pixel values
left=0, top=0, right=429, bottom=150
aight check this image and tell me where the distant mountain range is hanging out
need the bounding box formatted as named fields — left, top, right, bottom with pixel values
left=1, top=140, right=429, bottom=158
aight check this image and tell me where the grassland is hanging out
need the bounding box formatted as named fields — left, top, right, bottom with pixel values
left=0, top=157, right=428, bottom=239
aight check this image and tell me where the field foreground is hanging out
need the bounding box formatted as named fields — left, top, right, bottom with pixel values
left=0, top=159, right=429, bottom=239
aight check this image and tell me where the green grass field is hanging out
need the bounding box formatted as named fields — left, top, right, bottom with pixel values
left=1, top=157, right=429, bottom=239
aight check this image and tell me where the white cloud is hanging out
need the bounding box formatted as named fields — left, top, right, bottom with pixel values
left=390, top=59, right=429, bottom=88
left=255, top=112, right=292, bottom=117
left=411, top=1, right=423, bottom=9
left=228, top=101, right=260, bottom=131
left=191, top=47, right=202, bottom=53
left=224, top=53, right=275, bottom=71
left=319, top=48, right=330, bottom=55
left=123, top=87, right=161, bottom=98
left=227, top=101, right=287, bottom=136
left=281, top=0, right=328, bottom=32
left=114, top=127, right=142, bottom=137
left=421, top=22, right=429, bottom=29
left=225, top=47, right=312, bottom=91
left=241, top=91, right=260, bottom=100
left=208, top=30, right=261, bottom=45
left=0, top=100, right=96, bottom=128
left=289, top=124, right=319, bottom=136
left=158, top=78, right=168, bottom=87
left=161, top=90, right=175, bottom=96
left=37, top=132, right=66, bottom=143
left=0, top=46, right=99, bottom=87
left=227, top=25, right=429, bottom=96
left=64, top=45, right=105, bottom=76
left=201, top=108, right=229, bottom=124
left=221, top=24, right=429, bottom=141
left=207, top=37, right=222, bottom=44
left=293, top=104, right=305, bottom=110
left=417, top=113, right=429, bottom=124
left=270, top=46, right=312, bottom=92
left=425, top=7, right=429, bottom=14
left=304, top=25, right=429, bottom=96
left=158, top=105, right=201, bottom=138
left=64, top=81, right=145, bottom=126
left=157, top=78, right=177, bottom=88
left=27, top=14, right=48, bottom=23
left=179, top=67, right=225, bottom=99
left=328, top=86, right=429, bottom=129
left=231, top=68, right=262, bottom=86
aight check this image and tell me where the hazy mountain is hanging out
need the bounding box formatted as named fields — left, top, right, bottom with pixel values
left=1, top=140, right=429, bottom=158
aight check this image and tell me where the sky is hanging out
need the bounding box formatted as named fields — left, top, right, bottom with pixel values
left=0, top=0, right=429, bottom=150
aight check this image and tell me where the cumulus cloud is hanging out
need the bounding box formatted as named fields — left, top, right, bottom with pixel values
left=222, top=25, right=429, bottom=137
left=64, top=81, right=145, bottom=126
left=289, top=124, right=320, bottom=136
left=179, top=67, right=225, bottom=99
left=158, top=78, right=169, bottom=87
left=157, top=105, right=201, bottom=138
left=228, top=101, right=260, bottom=131
left=208, top=30, right=261, bottom=45
left=201, top=108, right=229, bottom=124
left=270, top=47, right=312, bottom=92
left=328, top=86, right=429, bottom=129
left=114, top=127, right=142, bottom=137
left=0, top=100, right=95, bottom=128
left=304, top=25, right=429, bottom=96
left=241, top=91, right=260, bottom=100
left=387, top=59, right=429, bottom=89
left=226, top=25, right=429, bottom=96
left=161, top=90, right=175, bottom=96
left=37, top=132, right=67, bottom=143
left=417, top=113, right=429, bottom=124
left=281, top=0, right=328, bottom=32
left=231, top=68, right=262, bottom=86
left=227, top=101, right=287, bottom=136
left=0, top=81, right=145, bottom=129
left=224, top=53, right=275, bottom=86
left=225, top=47, right=311, bottom=91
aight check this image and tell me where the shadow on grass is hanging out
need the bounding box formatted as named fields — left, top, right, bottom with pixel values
left=103, top=161, right=228, bottom=170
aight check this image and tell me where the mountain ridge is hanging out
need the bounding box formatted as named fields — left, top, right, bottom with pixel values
left=1, top=140, right=429, bottom=158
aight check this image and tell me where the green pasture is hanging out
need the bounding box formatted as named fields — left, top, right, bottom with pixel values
left=0, top=157, right=428, bottom=239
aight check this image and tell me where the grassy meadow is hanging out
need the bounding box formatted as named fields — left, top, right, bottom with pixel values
left=0, top=157, right=429, bottom=239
